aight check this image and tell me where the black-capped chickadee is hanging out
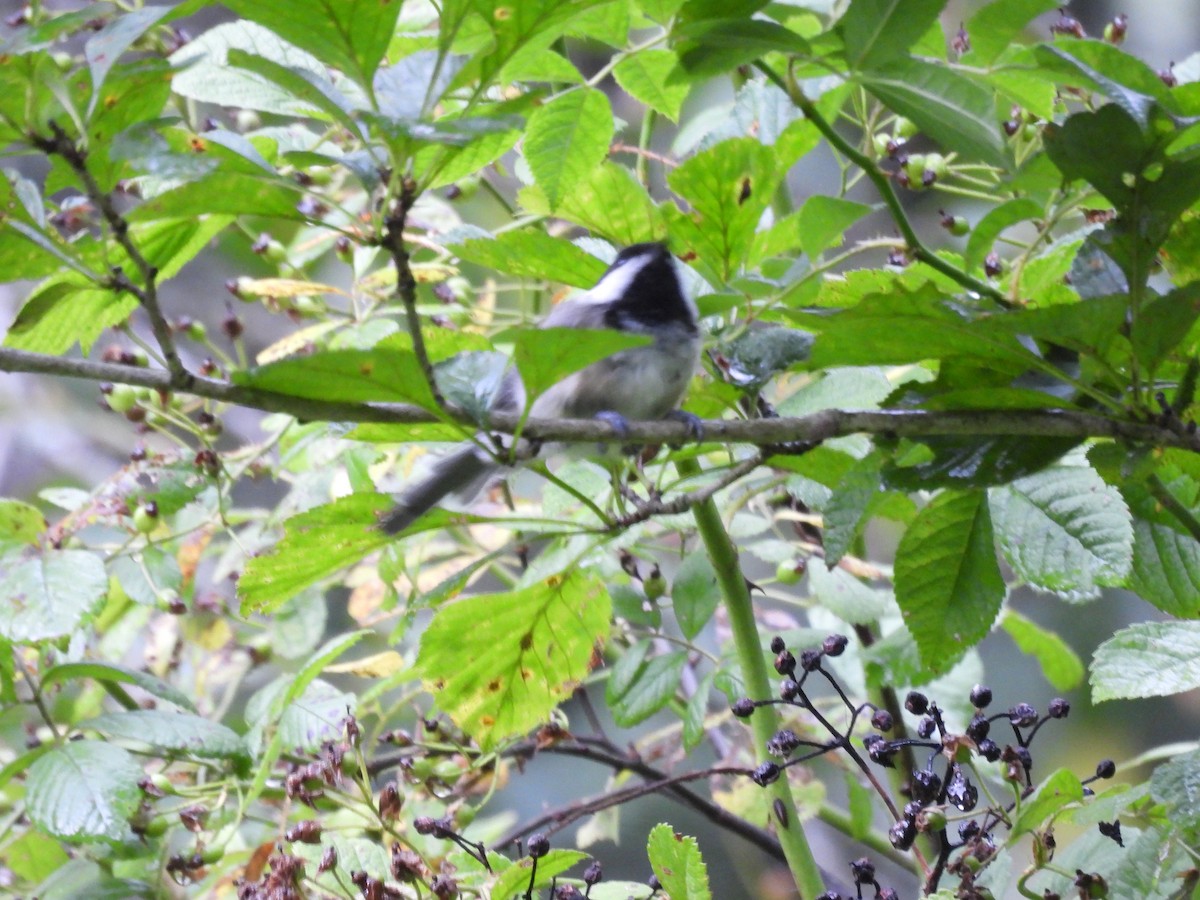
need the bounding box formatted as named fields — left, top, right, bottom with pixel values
left=379, top=242, right=702, bottom=533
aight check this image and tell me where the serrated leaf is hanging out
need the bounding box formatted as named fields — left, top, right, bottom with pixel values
left=246, top=676, right=358, bottom=754
left=238, top=494, right=393, bottom=614
left=990, top=463, right=1132, bottom=599
left=894, top=491, right=1005, bottom=673
left=666, top=137, right=780, bottom=282
left=1128, top=514, right=1200, bottom=618
left=0, top=550, right=107, bottom=642
left=608, top=650, right=686, bottom=727
left=1131, top=283, right=1200, bottom=372
left=1010, top=767, right=1084, bottom=839
left=796, top=196, right=872, bottom=260
left=861, top=59, right=1007, bottom=168
left=1000, top=610, right=1084, bottom=690
left=415, top=571, right=610, bottom=748
left=226, top=48, right=362, bottom=136
left=682, top=671, right=712, bottom=751
left=85, top=710, right=248, bottom=760
left=523, top=162, right=665, bottom=245
left=1149, top=748, right=1200, bottom=830
left=822, top=451, right=884, bottom=567
left=3, top=280, right=131, bottom=355
left=1036, top=42, right=1175, bottom=129
left=614, top=50, right=689, bottom=121
left=672, top=553, right=719, bottom=640
left=808, top=563, right=891, bottom=625
left=647, top=824, right=711, bottom=900
left=511, top=326, right=651, bottom=402
left=451, top=230, right=608, bottom=287
left=1092, top=621, right=1200, bottom=701
left=223, top=0, right=401, bottom=87
left=0, top=500, right=46, bottom=556
left=26, top=741, right=143, bottom=844
left=524, top=88, right=613, bottom=210
left=492, top=849, right=590, bottom=900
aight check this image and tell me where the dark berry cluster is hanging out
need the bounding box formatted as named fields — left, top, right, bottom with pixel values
left=733, top=636, right=1121, bottom=894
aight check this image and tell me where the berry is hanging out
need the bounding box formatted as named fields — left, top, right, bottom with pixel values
left=731, top=698, right=756, bottom=718
left=775, top=560, right=803, bottom=584
left=799, top=649, right=822, bottom=671
left=751, top=762, right=781, bottom=786
left=967, top=714, right=990, bottom=742
left=107, top=384, right=139, bottom=413
left=978, top=739, right=1001, bottom=762
left=888, top=818, right=917, bottom=850
left=766, top=729, right=801, bottom=758
left=770, top=636, right=786, bottom=654
left=527, top=833, right=550, bottom=858
left=780, top=679, right=800, bottom=701
left=916, top=716, right=935, bottom=739
left=1048, top=697, right=1070, bottom=719
left=1095, top=759, right=1116, bottom=779
left=970, top=684, right=993, bottom=708
left=774, top=650, right=797, bottom=676
left=822, top=634, right=848, bottom=657
left=850, top=856, right=875, bottom=884
left=1009, top=702, right=1038, bottom=727
left=904, top=691, right=928, bottom=716
left=871, top=710, right=894, bottom=732
left=132, top=503, right=158, bottom=534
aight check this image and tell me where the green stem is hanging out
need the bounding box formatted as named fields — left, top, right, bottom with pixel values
left=756, top=62, right=1011, bottom=309
left=676, top=456, right=826, bottom=897
left=1147, top=473, right=1200, bottom=543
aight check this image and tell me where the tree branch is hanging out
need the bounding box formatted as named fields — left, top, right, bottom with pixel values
left=31, top=121, right=192, bottom=388
left=4, top=346, right=1199, bottom=453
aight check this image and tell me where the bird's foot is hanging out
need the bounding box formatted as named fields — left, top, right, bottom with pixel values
left=664, top=409, right=705, bottom=447
left=593, top=410, right=637, bottom=454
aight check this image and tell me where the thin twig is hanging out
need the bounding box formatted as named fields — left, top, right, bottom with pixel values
left=381, top=175, right=444, bottom=407
left=31, top=121, right=191, bottom=388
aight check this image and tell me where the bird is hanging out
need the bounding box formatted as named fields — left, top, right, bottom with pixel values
left=378, top=241, right=702, bottom=534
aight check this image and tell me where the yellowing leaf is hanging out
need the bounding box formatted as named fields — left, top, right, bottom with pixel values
left=326, top=651, right=405, bottom=677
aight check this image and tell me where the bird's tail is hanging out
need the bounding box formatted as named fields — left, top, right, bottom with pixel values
left=379, top=445, right=500, bottom=534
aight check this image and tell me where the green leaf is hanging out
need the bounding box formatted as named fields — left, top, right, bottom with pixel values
left=962, top=0, right=1059, bottom=66
left=647, top=823, right=711, bottom=900
left=965, top=198, right=1042, bottom=273
left=26, top=741, right=143, bottom=843
left=982, top=294, right=1129, bottom=356
left=796, top=196, right=872, bottom=260
left=421, top=126, right=522, bottom=189
left=808, top=283, right=1038, bottom=369
left=682, top=672, right=713, bottom=751
left=1010, top=767, right=1084, bottom=839
left=839, top=0, right=946, bottom=69
left=1000, top=610, right=1085, bottom=691
left=226, top=48, right=362, bottom=137
left=1043, top=103, right=1149, bottom=210
left=861, top=59, right=1007, bottom=168
left=885, top=435, right=1079, bottom=490
left=492, top=850, right=590, bottom=900
left=4, top=831, right=69, bottom=884
left=84, top=710, right=248, bottom=761
left=238, top=493, right=393, bottom=614
left=0, top=499, right=45, bottom=557
left=608, top=650, right=686, bottom=727
left=822, top=451, right=885, bottom=567
left=666, top=137, right=780, bottom=282
left=234, top=346, right=441, bottom=410
left=1092, top=621, right=1200, bottom=701
left=846, top=770, right=874, bottom=839
left=1036, top=42, right=1175, bottom=129
left=523, top=88, right=613, bottom=210
left=808, top=563, right=891, bottom=626
left=1131, top=283, right=1200, bottom=372
left=989, top=462, right=1132, bottom=599
left=676, top=18, right=808, bottom=78
left=414, top=571, right=611, bottom=749
left=222, top=0, right=401, bottom=87
left=246, top=676, right=358, bottom=754
left=511, top=327, right=651, bottom=402
left=451, top=230, right=608, bottom=287
left=0, top=550, right=107, bottom=643
left=894, top=491, right=1005, bottom=673
left=614, top=50, right=689, bottom=121
left=672, top=553, right=720, bottom=640
left=523, top=162, right=665, bottom=246
left=84, top=5, right=175, bottom=98
left=1128, top=515, right=1200, bottom=618
left=40, top=661, right=197, bottom=713
left=1149, top=748, right=1200, bottom=830
left=4, top=279, right=136, bottom=355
